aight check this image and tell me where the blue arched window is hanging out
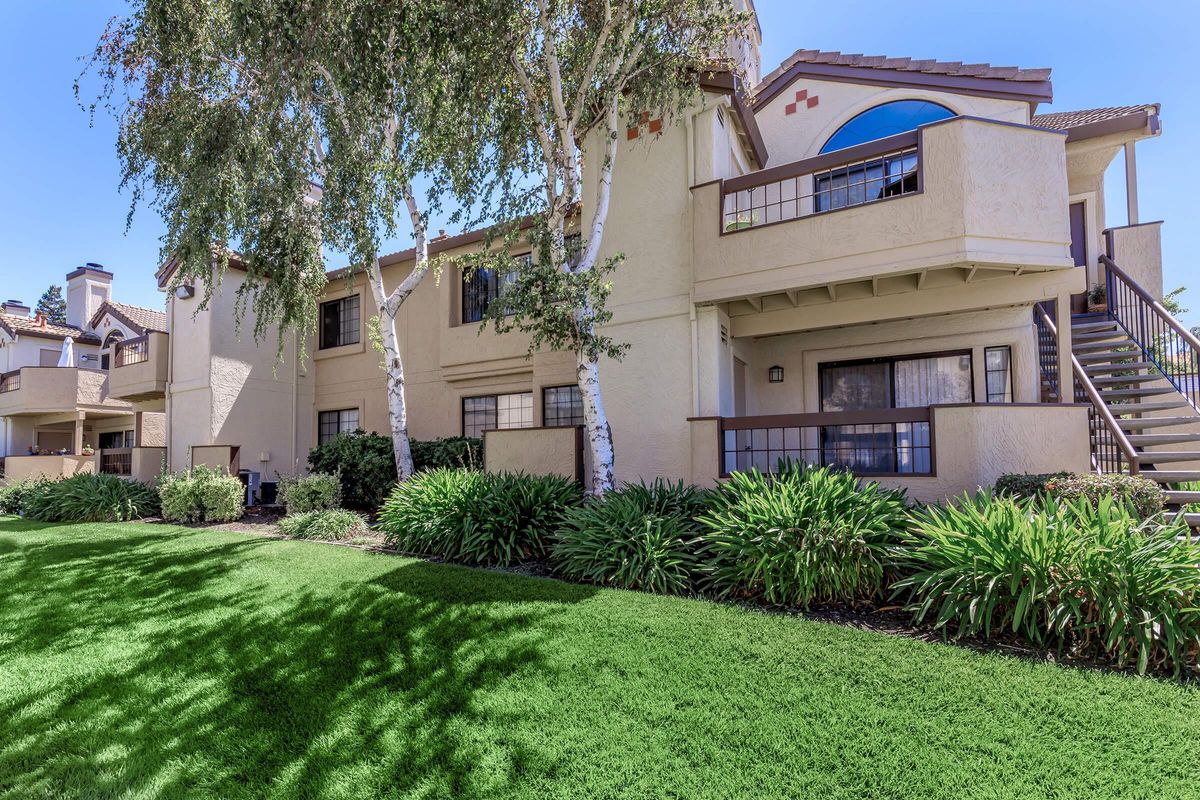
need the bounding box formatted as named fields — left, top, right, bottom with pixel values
left=819, top=100, right=955, bottom=154
left=813, top=101, right=953, bottom=212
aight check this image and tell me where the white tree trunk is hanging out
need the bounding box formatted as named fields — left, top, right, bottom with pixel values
left=577, top=344, right=615, bottom=494
left=376, top=303, right=416, bottom=481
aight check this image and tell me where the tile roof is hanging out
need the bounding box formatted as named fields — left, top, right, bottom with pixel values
left=91, top=300, right=168, bottom=335
left=1031, top=105, right=1153, bottom=130
left=0, top=313, right=100, bottom=344
left=757, top=48, right=1053, bottom=96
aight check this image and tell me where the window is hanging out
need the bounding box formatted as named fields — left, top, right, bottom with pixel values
left=819, top=100, right=954, bottom=154
left=543, top=385, right=584, bottom=427
left=98, top=430, right=134, bottom=449
left=318, top=408, right=360, bottom=444
left=814, top=149, right=918, bottom=212
left=39, top=348, right=60, bottom=367
left=319, top=296, right=360, bottom=350
left=985, top=346, right=1014, bottom=403
left=461, top=392, right=533, bottom=438
left=462, top=254, right=528, bottom=323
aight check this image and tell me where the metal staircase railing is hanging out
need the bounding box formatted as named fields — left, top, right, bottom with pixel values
left=1103, top=255, right=1200, bottom=413
left=1033, top=303, right=1140, bottom=475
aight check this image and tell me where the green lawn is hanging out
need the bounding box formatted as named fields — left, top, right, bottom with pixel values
left=1, top=519, right=1198, bottom=800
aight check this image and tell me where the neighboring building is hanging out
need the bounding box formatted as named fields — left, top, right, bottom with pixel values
left=17, top=14, right=1198, bottom=510
left=0, top=265, right=167, bottom=481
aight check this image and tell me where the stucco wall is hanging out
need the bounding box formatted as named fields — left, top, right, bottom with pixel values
left=1105, top=222, right=1163, bottom=300
left=3, top=454, right=96, bottom=482
left=484, top=427, right=581, bottom=481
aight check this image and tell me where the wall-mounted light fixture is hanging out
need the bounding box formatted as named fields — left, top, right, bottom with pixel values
left=768, top=365, right=784, bottom=383
left=175, top=284, right=195, bottom=300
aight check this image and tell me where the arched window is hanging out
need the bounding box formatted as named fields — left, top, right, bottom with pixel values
left=819, top=100, right=954, bottom=154
left=101, top=330, right=124, bottom=370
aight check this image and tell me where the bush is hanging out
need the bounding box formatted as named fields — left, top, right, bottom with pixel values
left=552, top=480, right=708, bottom=594
left=277, top=509, right=370, bottom=541
left=277, top=473, right=341, bottom=515
left=411, top=437, right=482, bottom=472
left=16, top=473, right=159, bottom=522
left=0, top=478, right=54, bottom=515
left=894, top=493, right=1200, bottom=675
left=379, top=469, right=581, bottom=566
left=158, top=466, right=245, bottom=523
left=995, top=472, right=1164, bottom=519
left=307, top=430, right=397, bottom=509
left=697, top=464, right=909, bottom=607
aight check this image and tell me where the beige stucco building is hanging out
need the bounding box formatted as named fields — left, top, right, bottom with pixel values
left=13, top=22, right=1196, bottom=510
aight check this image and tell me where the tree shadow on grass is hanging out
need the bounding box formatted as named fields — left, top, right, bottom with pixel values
left=0, top=523, right=596, bottom=799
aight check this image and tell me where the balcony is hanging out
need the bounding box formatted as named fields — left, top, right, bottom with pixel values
left=109, top=332, right=169, bottom=401
left=0, top=367, right=130, bottom=417
left=690, top=116, right=1076, bottom=309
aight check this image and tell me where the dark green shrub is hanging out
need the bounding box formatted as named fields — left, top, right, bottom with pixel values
left=553, top=480, right=708, bottom=594
left=0, top=478, right=54, bottom=515
left=378, top=469, right=581, bottom=566
left=995, top=472, right=1164, bottom=519
left=19, top=473, right=159, bottom=522
left=411, top=437, right=482, bottom=471
left=158, top=466, right=244, bottom=523
left=278, top=509, right=370, bottom=541
left=697, top=464, right=909, bottom=607
left=894, top=493, right=1200, bottom=675
left=307, top=430, right=396, bottom=509
left=277, top=473, right=341, bottom=514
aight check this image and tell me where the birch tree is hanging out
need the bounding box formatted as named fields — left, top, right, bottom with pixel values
left=86, top=0, right=515, bottom=479
left=468, top=0, right=750, bottom=494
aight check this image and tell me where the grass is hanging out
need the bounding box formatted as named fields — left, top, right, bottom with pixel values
left=0, top=519, right=1198, bottom=799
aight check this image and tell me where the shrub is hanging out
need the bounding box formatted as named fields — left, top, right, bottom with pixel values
left=894, top=493, right=1200, bottom=675
left=411, top=437, right=482, bottom=472
left=158, top=466, right=245, bottom=523
left=17, top=473, right=159, bottom=522
left=995, top=472, right=1164, bottom=519
left=307, top=430, right=396, bottom=509
left=0, top=478, right=54, bottom=515
left=277, top=473, right=341, bottom=515
left=553, top=480, right=708, bottom=594
left=379, top=469, right=581, bottom=566
left=278, top=509, right=370, bottom=541
left=697, top=464, right=909, bottom=607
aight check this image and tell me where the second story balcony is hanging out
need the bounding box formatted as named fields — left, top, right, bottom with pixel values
left=690, top=116, right=1076, bottom=307
left=108, top=331, right=169, bottom=401
left=0, top=366, right=131, bottom=417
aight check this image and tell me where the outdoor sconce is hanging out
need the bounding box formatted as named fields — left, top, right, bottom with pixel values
left=175, top=284, right=195, bottom=300
left=768, top=365, right=784, bottom=383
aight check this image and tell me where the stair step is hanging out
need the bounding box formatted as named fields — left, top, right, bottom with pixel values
left=1090, top=374, right=1167, bottom=387
left=1084, top=361, right=1159, bottom=374
left=1072, top=320, right=1121, bottom=334
left=1073, top=329, right=1131, bottom=343
left=1099, top=386, right=1180, bottom=399
left=1138, top=451, right=1200, bottom=464
left=1073, top=339, right=1137, bottom=353
left=1128, top=433, right=1200, bottom=447
left=1141, top=470, right=1200, bottom=484
left=1116, top=416, right=1200, bottom=430
left=1105, top=401, right=1192, bottom=415
left=1076, top=350, right=1141, bottom=364
left=1165, top=490, right=1200, bottom=505
left=1175, top=512, right=1200, bottom=530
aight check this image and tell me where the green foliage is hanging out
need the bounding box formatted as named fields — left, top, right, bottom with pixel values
left=17, top=473, right=159, bottom=522
left=158, top=466, right=244, bottom=523
left=895, top=493, right=1200, bottom=675
left=277, top=473, right=341, bottom=515
left=307, top=431, right=397, bottom=510
left=277, top=509, right=370, bottom=541
left=553, top=480, right=708, bottom=594
left=410, top=436, right=482, bottom=472
left=0, top=478, right=54, bottom=515
left=378, top=469, right=581, bottom=566
left=995, top=472, right=1164, bottom=519
left=35, top=284, right=67, bottom=325
left=697, top=464, right=910, bottom=607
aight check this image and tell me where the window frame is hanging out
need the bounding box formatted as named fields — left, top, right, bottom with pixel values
left=818, top=349, right=976, bottom=412
left=461, top=253, right=530, bottom=324
left=542, top=384, right=585, bottom=427
left=984, top=346, right=1014, bottom=404
left=317, top=408, right=361, bottom=444
left=461, top=391, right=534, bottom=438
left=318, top=295, right=361, bottom=351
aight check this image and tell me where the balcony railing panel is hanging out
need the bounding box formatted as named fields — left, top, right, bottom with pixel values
left=719, top=407, right=933, bottom=477
left=0, top=370, right=19, bottom=393
left=114, top=336, right=149, bottom=367
left=100, top=448, right=132, bottom=476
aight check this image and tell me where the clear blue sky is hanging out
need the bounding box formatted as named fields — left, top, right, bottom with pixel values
left=1, top=1, right=1196, bottom=327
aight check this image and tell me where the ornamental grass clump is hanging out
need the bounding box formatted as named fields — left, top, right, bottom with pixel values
left=697, top=464, right=909, bottom=607
left=895, top=493, right=1200, bottom=675
left=277, top=509, right=370, bottom=541
left=553, top=480, right=709, bottom=594
left=16, top=473, right=159, bottom=523
left=378, top=469, right=581, bottom=566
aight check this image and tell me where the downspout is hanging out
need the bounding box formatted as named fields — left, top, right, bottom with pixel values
left=686, top=111, right=700, bottom=416
left=166, top=296, right=175, bottom=472
left=291, top=329, right=298, bottom=473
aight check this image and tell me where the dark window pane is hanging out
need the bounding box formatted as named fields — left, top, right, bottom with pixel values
left=894, top=353, right=973, bottom=407
left=543, top=385, right=584, bottom=427
left=820, top=362, right=892, bottom=411
left=319, top=297, right=360, bottom=349
left=820, top=100, right=954, bottom=154
left=318, top=408, right=359, bottom=444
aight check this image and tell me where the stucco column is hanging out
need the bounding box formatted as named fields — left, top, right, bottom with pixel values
left=1055, top=292, right=1074, bottom=403
left=694, top=305, right=732, bottom=417
left=134, top=411, right=144, bottom=448
left=73, top=412, right=85, bottom=454
left=1124, top=142, right=1139, bottom=226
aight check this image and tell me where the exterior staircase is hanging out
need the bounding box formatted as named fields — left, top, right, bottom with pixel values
left=1035, top=256, right=1200, bottom=529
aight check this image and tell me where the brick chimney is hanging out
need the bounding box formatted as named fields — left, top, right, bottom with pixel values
left=0, top=299, right=30, bottom=317
left=66, top=263, right=113, bottom=330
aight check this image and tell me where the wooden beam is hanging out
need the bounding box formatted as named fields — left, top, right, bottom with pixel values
left=744, top=295, right=762, bottom=313
left=871, top=276, right=880, bottom=297
left=785, top=289, right=800, bottom=307
left=965, top=265, right=979, bottom=283
left=916, top=269, right=928, bottom=290
left=826, top=284, right=837, bottom=302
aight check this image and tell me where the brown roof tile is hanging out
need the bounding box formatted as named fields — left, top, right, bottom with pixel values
left=0, top=313, right=100, bottom=344
left=1031, top=105, right=1154, bottom=130
left=90, top=300, right=168, bottom=335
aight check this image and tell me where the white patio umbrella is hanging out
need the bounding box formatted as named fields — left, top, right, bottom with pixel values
left=56, top=336, right=74, bottom=367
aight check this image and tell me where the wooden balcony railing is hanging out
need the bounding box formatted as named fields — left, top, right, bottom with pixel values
left=114, top=336, right=150, bottom=367
left=0, top=370, right=19, bottom=393
left=720, top=130, right=921, bottom=233
left=718, top=407, right=933, bottom=477
left=100, top=448, right=133, bottom=476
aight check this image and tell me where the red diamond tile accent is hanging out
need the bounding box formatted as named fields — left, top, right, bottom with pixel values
left=795, top=89, right=808, bottom=101
left=806, top=95, right=819, bottom=109
left=627, top=127, right=639, bottom=140
left=784, top=102, right=797, bottom=115
left=648, top=118, right=662, bottom=134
